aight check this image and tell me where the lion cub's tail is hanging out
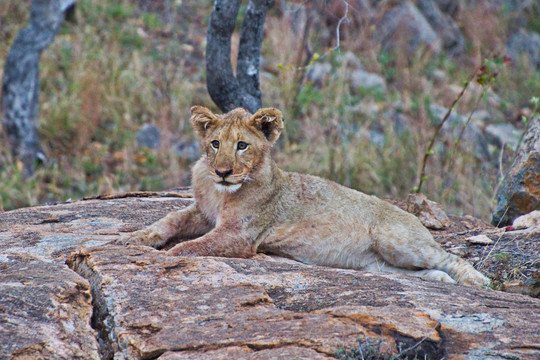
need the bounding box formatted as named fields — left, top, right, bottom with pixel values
left=437, top=253, right=490, bottom=287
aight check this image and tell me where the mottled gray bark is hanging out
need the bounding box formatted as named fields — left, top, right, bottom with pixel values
left=1, top=0, right=76, bottom=175
left=206, top=0, right=273, bottom=113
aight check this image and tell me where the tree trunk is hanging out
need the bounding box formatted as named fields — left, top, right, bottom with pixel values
left=206, top=0, right=273, bottom=113
left=1, top=0, right=76, bottom=175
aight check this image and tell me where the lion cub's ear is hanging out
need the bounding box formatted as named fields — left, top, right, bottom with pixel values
left=248, top=108, right=284, bottom=145
left=190, top=106, right=221, bottom=138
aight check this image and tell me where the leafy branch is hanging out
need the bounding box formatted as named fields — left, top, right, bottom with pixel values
left=414, top=56, right=511, bottom=193
left=414, top=72, right=475, bottom=193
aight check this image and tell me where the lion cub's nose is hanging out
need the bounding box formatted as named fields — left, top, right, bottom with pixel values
left=215, top=168, right=233, bottom=178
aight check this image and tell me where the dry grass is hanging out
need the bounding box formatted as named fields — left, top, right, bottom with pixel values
left=1, top=0, right=539, bottom=220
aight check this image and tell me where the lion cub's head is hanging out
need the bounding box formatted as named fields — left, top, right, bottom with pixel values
left=190, top=106, right=283, bottom=193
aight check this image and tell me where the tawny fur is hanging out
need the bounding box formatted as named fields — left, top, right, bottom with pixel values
left=116, top=106, right=490, bottom=287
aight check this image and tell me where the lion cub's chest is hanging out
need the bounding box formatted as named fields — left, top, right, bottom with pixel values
left=192, top=159, right=223, bottom=224
left=194, top=187, right=223, bottom=225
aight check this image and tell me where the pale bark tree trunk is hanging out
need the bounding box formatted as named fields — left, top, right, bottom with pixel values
left=1, top=0, right=76, bottom=175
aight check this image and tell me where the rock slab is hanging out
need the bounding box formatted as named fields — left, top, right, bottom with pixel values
left=0, top=191, right=539, bottom=359
left=492, top=117, right=540, bottom=226
left=67, top=246, right=540, bottom=360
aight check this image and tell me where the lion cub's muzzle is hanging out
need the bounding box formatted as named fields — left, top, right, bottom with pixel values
left=214, top=168, right=237, bottom=185
left=212, top=167, right=244, bottom=193
left=215, top=168, right=233, bottom=178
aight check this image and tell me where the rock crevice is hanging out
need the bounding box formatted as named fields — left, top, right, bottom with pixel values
left=0, top=253, right=101, bottom=360
left=67, top=251, right=118, bottom=360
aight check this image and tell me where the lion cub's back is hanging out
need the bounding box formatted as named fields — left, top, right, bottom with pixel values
left=278, top=170, right=430, bottom=240
left=279, top=171, right=390, bottom=223
left=261, top=171, right=399, bottom=268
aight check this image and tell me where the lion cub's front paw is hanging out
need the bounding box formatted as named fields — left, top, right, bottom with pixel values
left=113, top=228, right=164, bottom=248
left=113, top=230, right=148, bottom=246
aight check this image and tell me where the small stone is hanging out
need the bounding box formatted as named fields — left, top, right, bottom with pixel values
left=429, top=104, right=491, bottom=160
left=485, top=123, right=522, bottom=150
left=466, top=235, right=494, bottom=245
left=506, top=29, right=540, bottom=69
left=431, top=69, right=447, bottom=85
left=341, top=51, right=364, bottom=70
left=306, top=62, right=332, bottom=85
left=136, top=123, right=161, bottom=149
left=368, top=130, right=385, bottom=148
left=176, top=140, right=200, bottom=162
left=359, top=98, right=381, bottom=117
left=512, top=210, right=540, bottom=230
left=407, top=193, right=450, bottom=229
left=350, top=69, right=387, bottom=93
left=469, top=109, right=492, bottom=126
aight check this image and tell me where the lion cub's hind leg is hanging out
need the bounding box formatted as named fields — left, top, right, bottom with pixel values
left=366, top=262, right=456, bottom=283
left=415, top=269, right=456, bottom=283
left=371, top=220, right=490, bottom=287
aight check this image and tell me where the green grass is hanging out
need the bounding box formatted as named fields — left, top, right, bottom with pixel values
left=334, top=337, right=393, bottom=360
left=334, top=336, right=427, bottom=360
left=0, top=0, right=538, bottom=220
left=494, top=253, right=511, bottom=264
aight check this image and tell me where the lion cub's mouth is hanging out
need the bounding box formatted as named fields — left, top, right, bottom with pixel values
left=215, top=180, right=242, bottom=194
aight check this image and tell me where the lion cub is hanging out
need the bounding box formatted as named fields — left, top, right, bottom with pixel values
left=116, top=106, right=490, bottom=287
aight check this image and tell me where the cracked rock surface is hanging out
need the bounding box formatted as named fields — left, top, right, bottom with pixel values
left=0, top=253, right=99, bottom=359
left=1, top=191, right=539, bottom=359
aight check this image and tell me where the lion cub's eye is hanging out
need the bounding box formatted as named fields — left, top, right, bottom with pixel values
left=237, top=141, right=248, bottom=151
left=211, top=140, right=220, bottom=149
